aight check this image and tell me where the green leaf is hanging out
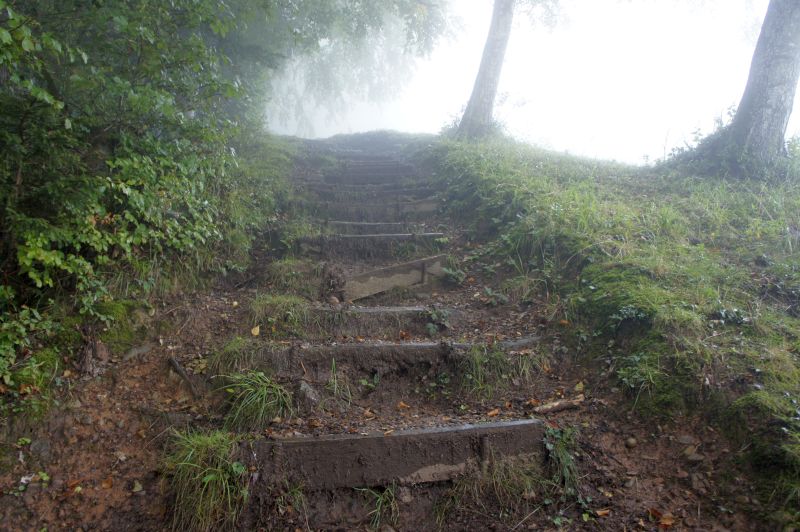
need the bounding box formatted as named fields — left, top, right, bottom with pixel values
left=21, top=37, right=34, bottom=52
left=0, top=28, right=11, bottom=44
left=64, top=118, right=72, bottom=129
left=230, top=461, right=246, bottom=475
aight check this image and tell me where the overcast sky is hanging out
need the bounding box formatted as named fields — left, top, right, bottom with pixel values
left=268, top=0, right=790, bottom=164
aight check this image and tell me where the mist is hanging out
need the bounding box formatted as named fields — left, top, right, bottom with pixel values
left=267, top=0, right=780, bottom=164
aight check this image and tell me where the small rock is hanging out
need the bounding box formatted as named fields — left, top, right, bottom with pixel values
left=624, top=478, right=636, bottom=488
left=677, top=434, right=697, bottom=445
left=675, top=469, right=689, bottom=479
left=686, top=453, right=705, bottom=463
left=327, top=295, right=339, bottom=305
left=29, top=439, right=52, bottom=463
left=397, top=486, right=413, bottom=504
left=625, top=437, right=638, bottom=449
left=296, top=381, right=320, bottom=411
left=734, top=495, right=750, bottom=504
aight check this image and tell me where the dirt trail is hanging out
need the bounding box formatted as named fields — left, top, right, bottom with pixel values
left=0, top=134, right=761, bottom=530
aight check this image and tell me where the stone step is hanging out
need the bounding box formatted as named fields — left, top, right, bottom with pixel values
left=323, top=170, right=419, bottom=185
left=323, top=199, right=439, bottom=222
left=299, top=233, right=444, bottom=260
left=246, top=419, right=543, bottom=489
left=343, top=254, right=446, bottom=301
left=305, top=184, right=437, bottom=202
left=324, top=221, right=418, bottom=235
left=312, top=305, right=443, bottom=338
left=227, top=336, right=539, bottom=380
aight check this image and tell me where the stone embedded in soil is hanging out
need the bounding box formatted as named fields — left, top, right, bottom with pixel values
left=625, top=437, right=638, bottom=449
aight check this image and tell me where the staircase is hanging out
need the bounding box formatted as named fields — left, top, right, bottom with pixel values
left=237, top=136, right=547, bottom=529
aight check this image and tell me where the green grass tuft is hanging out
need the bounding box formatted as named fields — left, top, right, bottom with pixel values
left=249, top=294, right=312, bottom=337
left=164, top=430, right=248, bottom=532
left=220, top=371, right=293, bottom=431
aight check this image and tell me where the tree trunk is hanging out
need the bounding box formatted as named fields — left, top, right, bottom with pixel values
left=696, top=0, right=800, bottom=174
left=456, top=0, right=515, bottom=140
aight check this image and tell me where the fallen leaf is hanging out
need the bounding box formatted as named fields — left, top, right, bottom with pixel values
left=62, top=369, right=73, bottom=378
left=595, top=508, right=611, bottom=517
left=307, top=419, right=322, bottom=428
left=574, top=381, right=585, bottom=392
left=398, top=330, right=410, bottom=340
left=525, top=398, right=541, bottom=407
left=383, top=429, right=395, bottom=436
left=487, top=408, right=500, bottom=417
left=504, top=401, right=512, bottom=409
left=101, top=476, right=113, bottom=489
left=132, top=480, right=143, bottom=493
left=251, top=325, right=260, bottom=337
left=659, top=513, right=675, bottom=528
left=397, top=401, right=411, bottom=409
left=559, top=319, right=570, bottom=326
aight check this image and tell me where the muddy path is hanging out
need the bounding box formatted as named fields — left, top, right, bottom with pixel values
left=0, top=135, right=762, bottom=531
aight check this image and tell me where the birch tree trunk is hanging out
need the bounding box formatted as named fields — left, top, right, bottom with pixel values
left=456, top=0, right=515, bottom=139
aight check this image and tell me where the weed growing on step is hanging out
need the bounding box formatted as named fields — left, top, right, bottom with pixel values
left=208, top=336, right=259, bottom=374
left=219, top=371, right=293, bottom=431
left=442, top=266, right=466, bottom=285
left=435, top=453, right=543, bottom=526
left=249, top=294, right=312, bottom=337
left=544, top=426, right=580, bottom=502
left=325, top=358, right=352, bottom=406
left=164, top=430, right=247, bottom=532
left=424, top=306, right=451, bottom=337
left=460, top=344, right=511, bottom=399
left=273, top=480, right=308, bottom=525
left=263, top=258, right=323, bottom=300
left=358, top=484, right=399, bottom=530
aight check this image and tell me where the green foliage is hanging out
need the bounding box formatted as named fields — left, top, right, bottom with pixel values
left=544, top=426, right=580, bottom=502
left=441, top=266, right=466, bottom=285
left=164, top=430, right=248, bottom=532
left=0, top=0, right=448, bottom=409
left=424, top=306, right=451, bottom=336
left=220, top=371, right=293, bottom=431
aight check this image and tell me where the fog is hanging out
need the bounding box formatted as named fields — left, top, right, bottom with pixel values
left=267, top=0, right=790, bottom=164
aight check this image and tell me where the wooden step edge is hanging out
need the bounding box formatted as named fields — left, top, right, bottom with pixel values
left=245, top=419, right=543, bottom=489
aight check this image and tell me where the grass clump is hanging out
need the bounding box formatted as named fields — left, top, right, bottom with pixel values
left=325, top=358, right=352, bottom=406
left=358, top=484, right=399, bottom=530
left=220, top=371, right=293, bottom=431
left=263, top=258, right=322, bottom=299
left=164, top=430, right=248, bottom=532
left=249, top=294, right=312, bottom=337
left=460, top=344, right=511, bottom=399
left=435, top=453, right=543, bottom=526
left=460, top=343, right=535, bottom=399
left=208, top=336, right=256, bottom=374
